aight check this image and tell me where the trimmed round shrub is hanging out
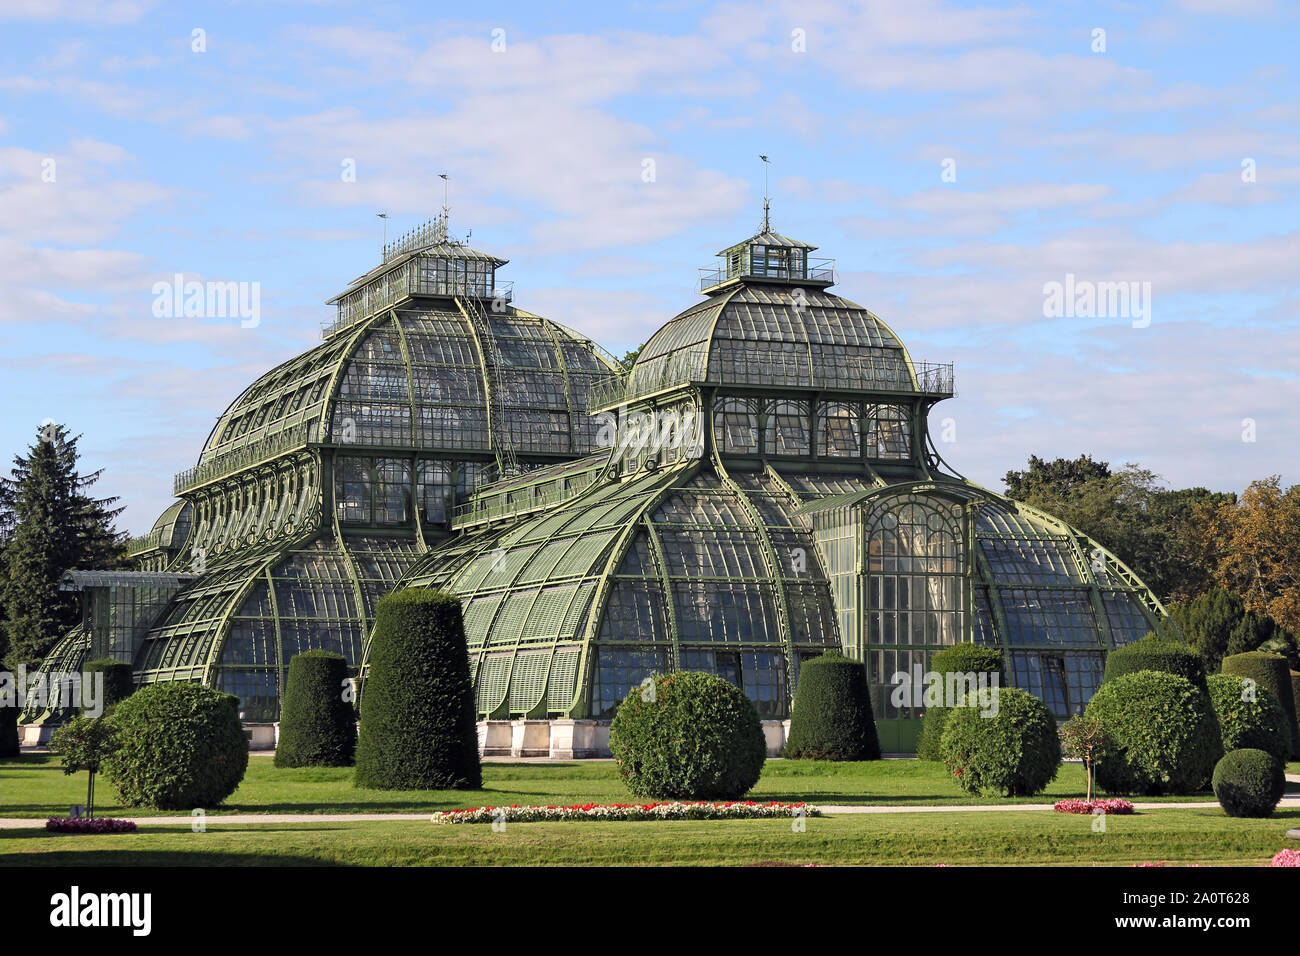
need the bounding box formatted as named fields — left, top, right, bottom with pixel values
left=355, top=589, right=481, bottom=791
left=1206, top=673, right=1292, bottom=764
left=105, top=682, right=248, bottom=809
left=609, top=671, right=765, bottom=799
left=276, top=651, right=356, bottom=768
left=1085, top=671, right=1222, bottom=795
left=1212, top=748, right=1285, bottom=818
left=783, top=650, right=880, bottom=761
left=1221, top=651, right=1300, bottom=759
left=939, top=687, right=1059, bottom=796
left=1103, top=635, right=1206, bottom=690
left=82, top=658, right=136, bottom=711
left=916, top=643, right=1004, bottom=761
left=0, top=701, right=18, bottom=757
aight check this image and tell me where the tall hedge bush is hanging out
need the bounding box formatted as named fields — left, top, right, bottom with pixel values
left=0, top=701, right=18, bottom=757
left=610, top=671, right=765, bottom=799
left=1085, top=670, right=1221, bottom=795
left=1103, top=635, right=1206, bottom=690
left=355, top=589, right=481, bottom=790
left=1205, top=673, right=1292, bottom=764
left=1221, top=651, right=1300, bottom=759
left=105, top=682, right=248, bottom=809
left=916, top=643, right=1004, bottom=761
left=276, top=651, right=356, bottom=768
left=82, top=658, right=136, bottom=711
left=939, top=687, right=1060, bottom=797
left=783, top=650, right=880, bottom=761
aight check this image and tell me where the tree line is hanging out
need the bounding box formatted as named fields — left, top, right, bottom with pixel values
left=1004, top=454, right=1300, bottom=670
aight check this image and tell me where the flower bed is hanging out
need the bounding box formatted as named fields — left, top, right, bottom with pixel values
left=1053, top=798, right=1135, bottom=815
left=432, top=801, right=818, bottom=824
left=45, top=817, right=138, bottom=834
left=1271, top=849, right=1300, bottom=867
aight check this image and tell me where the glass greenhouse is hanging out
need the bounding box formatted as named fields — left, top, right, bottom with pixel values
left=392, top=226, right=1170, bottom=751
left=24, top=216, right=623, bottom=724
left=25, top=218, right=1171, bottom=752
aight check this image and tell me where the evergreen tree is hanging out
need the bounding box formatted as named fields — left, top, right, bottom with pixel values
left=0, top=424, right=126, bottom=669
left=1167, top=586, right=1299, bottom=674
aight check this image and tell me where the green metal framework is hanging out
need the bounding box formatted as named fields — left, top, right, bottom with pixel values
left=377, top=225, right=1170, bottom=748
left=28, top=221, right=1169, bottom=748
left=23, top=231, right=622, bottom=723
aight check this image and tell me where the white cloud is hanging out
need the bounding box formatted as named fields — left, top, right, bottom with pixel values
left=0, top=0, right=155, bottom=23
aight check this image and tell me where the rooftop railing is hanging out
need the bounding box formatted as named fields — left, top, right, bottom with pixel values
left=699, top=257, right=835, bottom=293
left=383, top=215, right=449, bottom=262
left=452, top=469, right=602, bottom=528
left=322, top=268, right=514, bottom=339
left=593, top=353, right=953, bottom=410
left=174, top=419, right=320, bottom=496
left=589, top=351, right=707, bottom=410
left=911, top=361, right=955, bottom=397
left=125, top=530, right=164, bottom=557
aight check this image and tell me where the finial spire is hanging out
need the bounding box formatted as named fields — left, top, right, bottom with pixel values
left=759, top=154, right=770, bottom=232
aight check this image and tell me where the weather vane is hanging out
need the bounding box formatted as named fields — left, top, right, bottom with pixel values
left=759, top=154, right=771, bottom=232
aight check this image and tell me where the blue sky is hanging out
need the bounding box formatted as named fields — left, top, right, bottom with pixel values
left=1, top=0, right=1297, bottom=534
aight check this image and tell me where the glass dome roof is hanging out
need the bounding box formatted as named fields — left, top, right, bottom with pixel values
left=625, top=285, right=918, bottom=401
left=375, top=225, right=1171, bottom=747
left=199, top=304, right=617, bottom=468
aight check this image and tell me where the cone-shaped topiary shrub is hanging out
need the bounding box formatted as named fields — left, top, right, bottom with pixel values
left=783, top=650, right=880, bottom=760
left=1221, top=651, right=1300, bottom=759
left=1206, top=673, right=1292, bottom=764
left=82, top=658, right=136, bottom=711
left=610, top=671, right=766, bottom=799
left=1103, top=635, right=1207, bottom=690
left=1212, top=748, right=1285, bottom=818
left=1085, top=670, right=1221, bottom=795
left=276, top=651, right=356, bottom=768
left=939, top=687, right=1060, bottom=796
left=105, top=682, right=248, bottom=809
left=355, top=589, right=481, bottom=790
left=916, top=643, right=1004, bottom=761
left=0, top=700, right=18, bottom=757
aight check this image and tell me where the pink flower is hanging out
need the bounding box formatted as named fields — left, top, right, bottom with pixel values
left=1054, top=798, right=1134, bottom=815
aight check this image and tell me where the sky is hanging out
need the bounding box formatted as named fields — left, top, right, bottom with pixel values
left=1, top=0, right=1297, bottom=535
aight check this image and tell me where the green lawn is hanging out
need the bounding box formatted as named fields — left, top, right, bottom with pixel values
left=5, top=755, right=1296, bottom=866
left=0, top=754, right=1258, bottom=820
left=3, top=808, right=1298, bottom=867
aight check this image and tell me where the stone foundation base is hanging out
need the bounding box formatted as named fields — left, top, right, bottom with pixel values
left=21, top=717, right=793, bottom=760
left=245, top=723, right=278, bottom=751
left=20, top=722, right=57, bottom=747
left=474, top=718, right=791, bottom=759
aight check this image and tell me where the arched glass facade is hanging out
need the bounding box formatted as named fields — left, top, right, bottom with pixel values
left=25, top=236, right=622, bottom=723
left=28, top=224, right=1171, bottom=750
left=384, top=227, right=1171, bottom=751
